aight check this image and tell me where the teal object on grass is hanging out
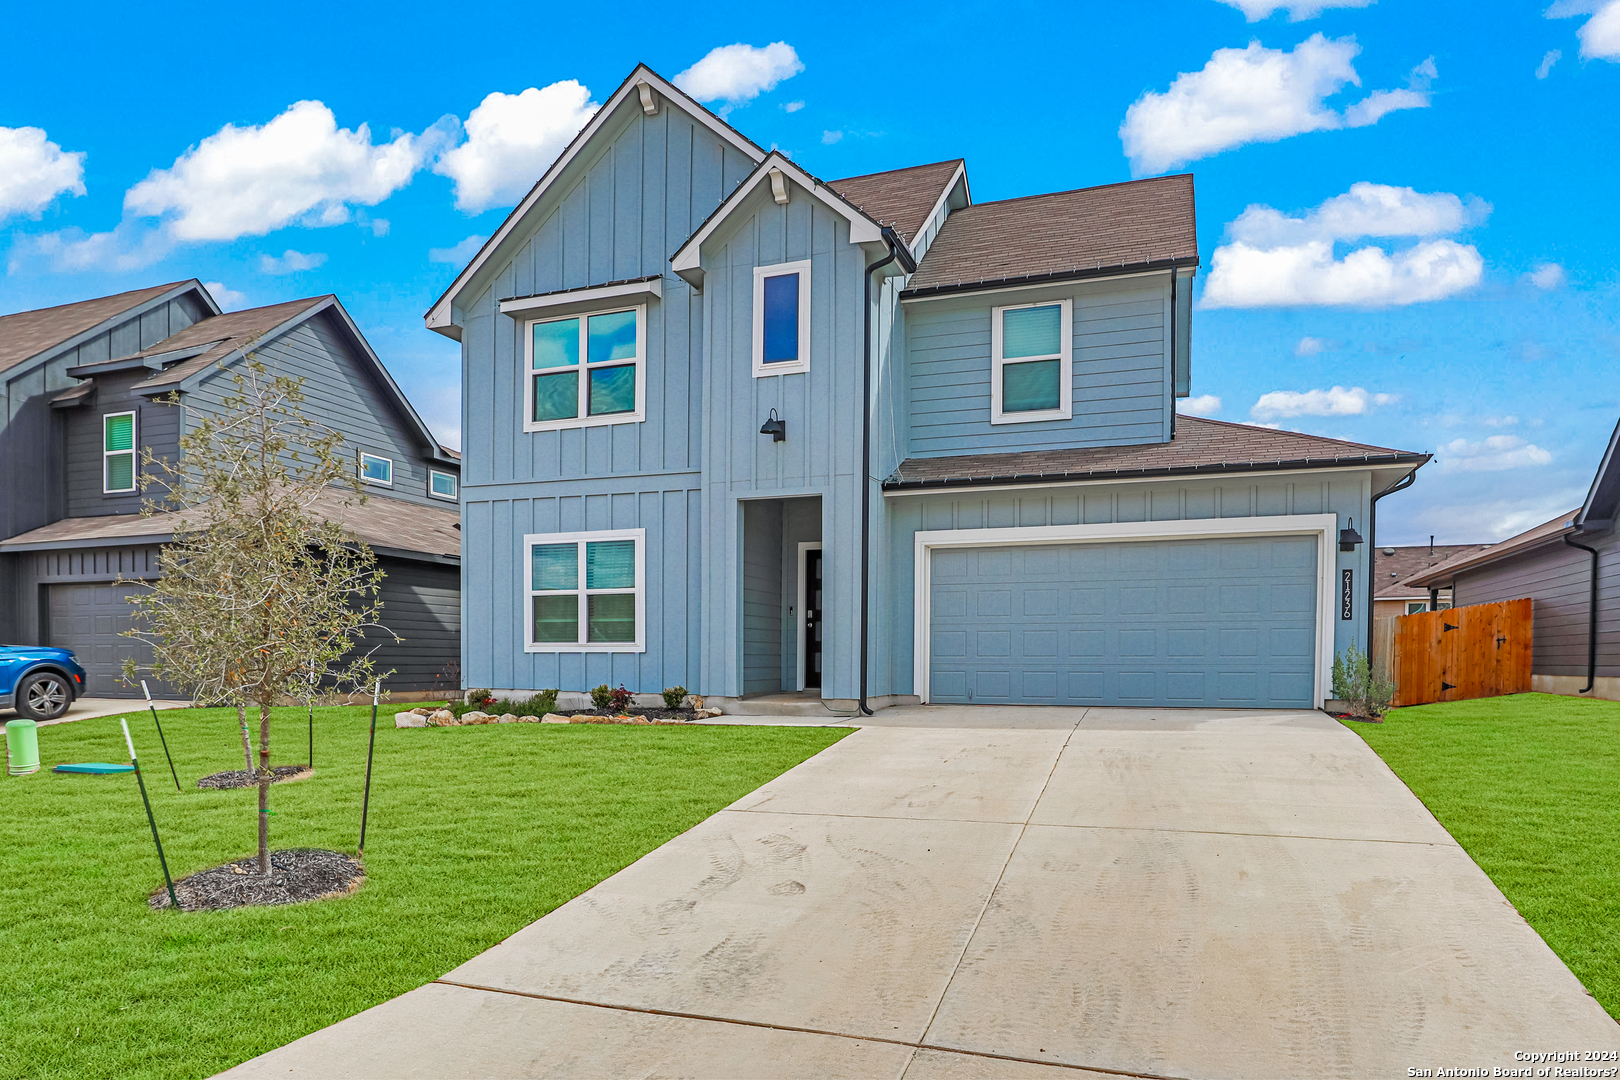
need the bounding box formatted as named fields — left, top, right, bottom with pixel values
left=53, top=762, right=135, bottom=775
left=5, top=718, right=39, bottom=776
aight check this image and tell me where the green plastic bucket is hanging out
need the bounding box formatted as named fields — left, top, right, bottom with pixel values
left=5, top=719, right=40, bottom=776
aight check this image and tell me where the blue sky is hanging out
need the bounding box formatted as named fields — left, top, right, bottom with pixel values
left=2, top=0, right=1616, bottom=544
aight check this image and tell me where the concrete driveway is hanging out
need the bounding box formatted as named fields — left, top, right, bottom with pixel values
left=222, top=707, right=1617, bottom=1078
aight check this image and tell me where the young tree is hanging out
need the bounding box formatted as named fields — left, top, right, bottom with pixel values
left=122, top=357, right=391, bottom=875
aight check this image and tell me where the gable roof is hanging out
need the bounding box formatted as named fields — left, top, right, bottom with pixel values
left=1579, top=415, right=1620, bottom=528
left=902, top=173, right=1198, bottom=299
left=826, top=159, right=966, bottom=248
left=1373, top=544, right=1493, bottom=599
left=884, top=415, right=1426, bottom=490
left=424, top=64, right=769, bottom=339
left=0, top=281, right=218, bottom=377
left=1404, top=509, right=1583, bottom=588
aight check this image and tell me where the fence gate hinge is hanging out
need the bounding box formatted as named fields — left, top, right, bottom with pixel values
left=1441, top=681, right=1456, bottom=691
left=1443, top=622, right=1459, bottom=632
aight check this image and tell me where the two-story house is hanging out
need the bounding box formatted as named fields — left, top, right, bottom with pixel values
left=429, top=64, right=1429, bottom=713
left=0, top=280, right=462, bottom=701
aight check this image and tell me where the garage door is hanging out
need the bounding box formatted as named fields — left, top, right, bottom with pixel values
left=48, top=583, right=167, bottom=698
left=928, top=536, right=1318, bottom=708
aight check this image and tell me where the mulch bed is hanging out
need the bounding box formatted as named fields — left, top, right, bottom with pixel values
left=196, top=765, right=312, bottom=789
left=576, top=707, right=693, bottom=721
left=1329, top=712, right=1384, bottom=723
left=150, top=848, right=364, bottom=911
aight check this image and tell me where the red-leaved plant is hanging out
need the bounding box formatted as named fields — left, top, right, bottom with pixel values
left=608, top=684, right=633, bottom=712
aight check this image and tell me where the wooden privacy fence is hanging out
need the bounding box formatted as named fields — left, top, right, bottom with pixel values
left=1390, top=598, right=1533, bottom=707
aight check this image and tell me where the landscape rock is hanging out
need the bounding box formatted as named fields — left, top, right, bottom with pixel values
left=428, top=709, right=456, bottom=725
left=693, top=708, right=724, bottom=720
left=518, top=715, right=540, bottom=723
left=498, top=713, right=519, bottom=723
left=541, top=713, right=570, bottom=724
left=394, top=712, right=427, bottom=728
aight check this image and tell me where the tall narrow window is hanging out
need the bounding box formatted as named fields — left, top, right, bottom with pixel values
left=524, top=306, right=645, bottom=431
left=991, top=298, right=1072, bottom=424
left=103, top=411, right=137, bottom=493
left=752, top=260, right=811, bottom=376
left=524, top=529, right=645, bottom=651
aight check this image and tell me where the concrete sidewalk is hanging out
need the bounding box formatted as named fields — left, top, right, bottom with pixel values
left=222, top=707, right=1618, bottom=1079
left=1, top=695, right=187, bottom=729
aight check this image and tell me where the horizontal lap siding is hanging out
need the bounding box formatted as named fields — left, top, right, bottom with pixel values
left=1454, top=533, right=1620, bottom=678
left=906, top=277, right=1171, bottom=458
left=357, top=557, right=461, bottom=692
left=64, top=369, right=180, bottom=518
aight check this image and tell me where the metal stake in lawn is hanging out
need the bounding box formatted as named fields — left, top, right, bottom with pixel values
left=122, top=719, right=179, bottom=910
left=358, top=679, right=379, bottom=856
left=141, top=680, right=180, bottom=792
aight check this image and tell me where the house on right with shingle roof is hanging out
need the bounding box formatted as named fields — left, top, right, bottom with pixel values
left=434, top=63, right=1430, bottom=713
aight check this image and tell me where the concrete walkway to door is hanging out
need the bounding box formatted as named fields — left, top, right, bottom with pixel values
left=221, top=707, right=1618, bottom=1079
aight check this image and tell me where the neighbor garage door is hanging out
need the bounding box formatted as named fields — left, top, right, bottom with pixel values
left=48, top=582, right=164, bottom=698
left=928, top=536, right=1319, bottom=708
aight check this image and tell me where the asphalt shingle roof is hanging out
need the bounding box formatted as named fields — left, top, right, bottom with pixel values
left=903, top=174, right=1197, bottom=298
left=826, top=159, right=963, bottom=247
left=1404, top=509, right=1584, bottom=588
left=124, top=297, right=330, bottom=390
left=884, top=415, right=1426, bottom=489
left=1373, top=544, right=1493, bottom=599
left=0, top=282, right=190, bottom=376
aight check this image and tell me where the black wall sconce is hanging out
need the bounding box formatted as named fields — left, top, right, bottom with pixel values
left=759, top=409, right=786, bottom=442
left=1339, top=518, right=1364, bottom=552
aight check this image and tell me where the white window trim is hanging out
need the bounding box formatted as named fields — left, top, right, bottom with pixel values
left=990, top=297, right=1072, bottom=425
left=429, top=470, right=458, bottom=500
left=523, top=528, right=646, bottom=653
left=911, top=514, right=1340, bottom=707
left=523, top=304, right=647, bottom=433
left=359, top=452, right=394, bottom=486
left=752, top=260, right=812, bottom=377
left=102, top=410, right=138, bottom=494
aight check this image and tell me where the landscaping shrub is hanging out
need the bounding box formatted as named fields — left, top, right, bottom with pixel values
left=662, top=686, right=688, bottom=709
left=452, top=689, right=557, bottom=718
left=608, top=684, right=633, bottom=712
left=1332, top=646, right=1394, bottom=717
left=590, top=684, right=613, bottom=709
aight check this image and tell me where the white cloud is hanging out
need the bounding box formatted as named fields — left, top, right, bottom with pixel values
left=204, top=281, right=248, bottom=311
left=0, top=126, right=86, bottom=220
left=125, top=100, right=451, bottom=242
left=1201, top=182, right=1486, bottom=308
left=1437, top=434, right=1552, bottom=472
left=822, top=130, right=844, bottom=145
left=1537, top=49, right=1563, bottom=78
left=1549, top=0, right=1620, bottom=60
left=1527, top=262, right=1567, bottom=289
left=674, top=42, right=803, bottom=106
left=782, top=100, right=805, bottom=113
left=433, top=82, right=598, bottom=214
left=1397, top=490, right=1585, bottom=543
left=1250, top=385, right=1395, bottom=420
left=258, top=249, right=327, bottom=274
left=1481, top=415, right=1520, bottom=427
left=11, top=221, right=175, bottom=274
left=1294, top=335, right=1336, bottom=356
left=429, top=234, right=486, bottom=265
left=1215, top=0, right=1374, bottom=20
left=1177, top=394, right=1223, bottom=415
left=1119, top=36, right=1434, bottom=173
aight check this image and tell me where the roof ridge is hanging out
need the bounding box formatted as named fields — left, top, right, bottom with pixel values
left=957, top=173, right=1192, bottom=214
left=0, top=280, right=193, bottom=323
left=825, top=158, right=964, bottom=186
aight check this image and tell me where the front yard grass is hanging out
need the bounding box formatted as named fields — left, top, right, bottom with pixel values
left=0, top=704, right=847, bottom=1079
left=1344, top=692, right=1620, bottom=1016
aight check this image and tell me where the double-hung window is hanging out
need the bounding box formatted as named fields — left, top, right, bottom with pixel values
left=524, top=529, right=645, bottom=652
left=752, top=260, right=811, bottom=376
left=990, top=298, right=1072, bottom=424
left=525, top=305, right=645, bottom=431
left=103, top=411, right=137, bottom=493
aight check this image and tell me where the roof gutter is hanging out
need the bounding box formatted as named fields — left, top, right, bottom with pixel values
left=882, top=453, right=1431, bottom=492
left=900, top=256, right=1199, bottom=301
left=859, top=226, right=916, bottom=717
left=1564, top=532, right=1601, bottom=694
left=1366, top=469, right=1417, bottom=657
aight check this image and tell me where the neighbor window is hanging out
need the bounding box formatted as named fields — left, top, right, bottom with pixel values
left=752, top=260, right=811, bottom=376
left=359, top=452, right=393, bottom=486
left=103, top=411, right=137, bottom=493
left=991, top=298, right=1072, bottom=424
left=524, top=529, right=645, bottom=652
left=1406, top=601, right=1429, bottom=615
left=429, top=470, right=457, bottom=500
left=525, top=306, right=645, bottom=432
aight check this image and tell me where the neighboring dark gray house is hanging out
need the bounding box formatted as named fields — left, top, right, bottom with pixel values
left=0, top=281, right=462, bottom=698
left=1407, top=417, right=1620, bottom=702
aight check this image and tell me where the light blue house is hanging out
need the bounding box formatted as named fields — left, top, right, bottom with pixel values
left=428, top=64, right=1429, bottom=712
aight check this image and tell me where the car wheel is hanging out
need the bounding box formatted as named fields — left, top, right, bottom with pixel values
left=16, top=672, right=72, bottom=721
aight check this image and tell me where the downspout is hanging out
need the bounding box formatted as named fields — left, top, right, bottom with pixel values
left=1168, top=269, right=1177, bottom=440
left=1564, top=532, right=1600, bottom=693
left=859, top=226, right=915, bottom=716
left=1367, top=470, right=1416, bottom=657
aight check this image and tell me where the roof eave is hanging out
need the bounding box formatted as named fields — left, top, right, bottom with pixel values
left=901, top=256, right=1201, bottom=301
left=882, top=452, right=1430, bottom=491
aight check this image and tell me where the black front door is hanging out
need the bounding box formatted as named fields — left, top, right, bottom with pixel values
left=804, top=549, right=822, bottom=689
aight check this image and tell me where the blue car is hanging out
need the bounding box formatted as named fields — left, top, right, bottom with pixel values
left=0, top=647, right=87, bottom=721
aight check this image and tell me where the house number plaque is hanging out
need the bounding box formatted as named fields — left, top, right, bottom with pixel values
left=1341, top=569, right=1353, bottom=620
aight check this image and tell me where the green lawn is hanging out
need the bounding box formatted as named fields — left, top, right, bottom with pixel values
left=1344, top=692, right=1620, bottom=1016
left=0, top=705, right=846, bottom=1080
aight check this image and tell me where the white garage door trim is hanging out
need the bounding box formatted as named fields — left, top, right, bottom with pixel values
left=913, top=514, right=1340, bottom=706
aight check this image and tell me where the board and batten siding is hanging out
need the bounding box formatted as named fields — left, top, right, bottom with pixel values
left=741, top=500, right=783, bottom=695
left=63, top=370, right=180, bottom=518
left=903, top=274, right=1174, bottom=458
left=1453, top=530, right=1620, bottom=679
left=185, top=313, right=454, bottom=508
left=877, top=470, right=1376, bottom=698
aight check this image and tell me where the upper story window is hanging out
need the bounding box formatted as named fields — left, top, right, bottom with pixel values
left=103, top=411, right=137, bottom=493
left=359, top=452, right=393, bottom=486
left=752, top=260, right=811, bottom=377
left=524, top=529, right=645, bottom=652
left=525, top=305, right=645, bottom=432
left=429, top=470, right=458, bottom=500
left=991, top=298, right=1072, bottom=425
